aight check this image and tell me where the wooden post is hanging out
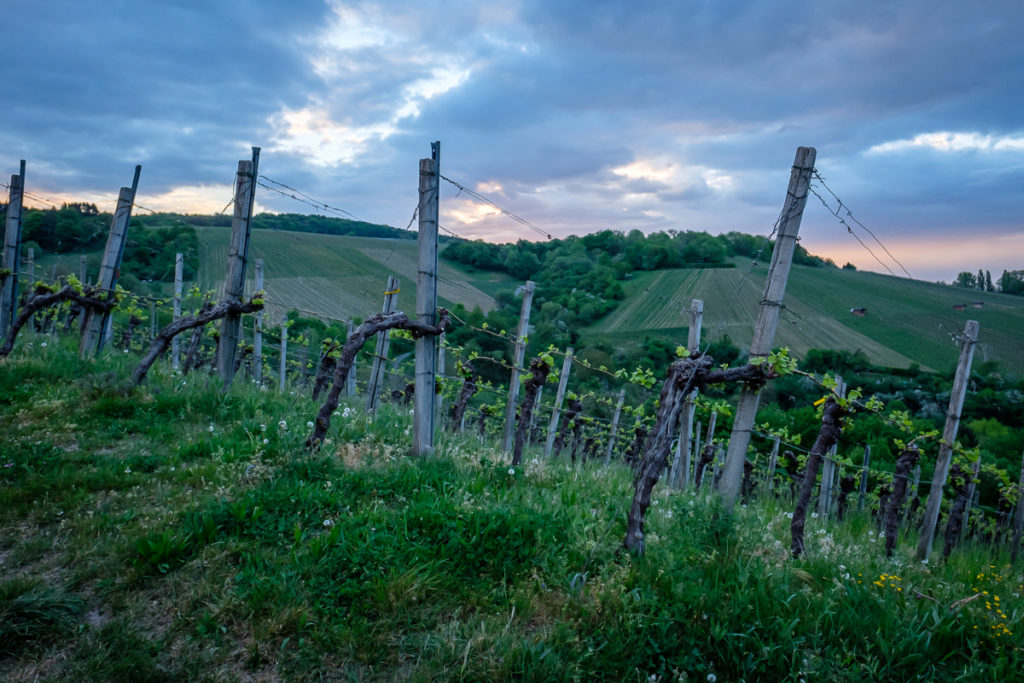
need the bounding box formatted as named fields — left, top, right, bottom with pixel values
left=436, top=331, right=446, bottom=427
left=218, top=148, right=259, bottom=388
left=693, top=420, right=703, bottom=477
left=604, top=388, right=627, bottom=466
left=171, top=253, right=184, bottom=371
left=817, top=376, right=844, bottom=517
left=544, top=348, right=574, bottom=457
left=366, top=275, right=400, bottom=414
left=916, top=319, right=980, bottom=562
left=413, top=142, right=440, bottom=456
left=1011, top=450, right=1024, bottom=562
left=149, top=301, right=157, bottom=339
left=766, top=436, right=781, bottom=490
left=79, top=255, right=87, bottom=284
left=279, top=312, right=288, bottom=393
left=503, top=280, right=536, bottom=452
left=345, top=320, right=357, bottom=397
left=25, top=248, right=34, bottom=284
left=80, top=166, right=141, bottom=357
left=858, top=445, right=871, bottom=510
left=719, top=147, right=815, bottom=508
left=1, top=161, right=26, bottom=340
left=670, top=299, right=703, bottom=488
left=252, top=258, right=264, bottom=384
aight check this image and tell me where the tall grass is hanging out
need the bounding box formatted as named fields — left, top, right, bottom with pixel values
left=0, top=339, right=1020, bottom=680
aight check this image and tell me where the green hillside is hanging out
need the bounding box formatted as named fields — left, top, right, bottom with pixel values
left=192, top=227, right=511, bottom=323
left=589, top=258, right=1024, bottom=374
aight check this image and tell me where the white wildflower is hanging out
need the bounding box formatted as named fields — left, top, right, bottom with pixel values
left=306, top=421, right=314, bottom=428
left=323, top=519, right=333, bottom=527
left=508, top=468, right=515, bottom=475
left=278, top=420, right=287, bottom=430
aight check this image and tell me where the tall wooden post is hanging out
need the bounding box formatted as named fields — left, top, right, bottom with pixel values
left=503, top=280, right=536, bottom=452
left=719, top=147, right=816, bottom=508
left=252, top=258, right=264, bottom=384
left=1011, top=450, right=1024, bottom=562
left=25, top=248, right=34, bottom=284
left=279, top=313, right=288, bottom=393
left=916, top=319, right=979, bottom=562
left=218, top=148, right=260, bottom=388
left=171, top=253, right=184, bottom=371
left=702, top=412, right=719, bottom=491
left=1, top=161, right=26, bottom=341
left=80, top=166, right=141, bottom=357
left=366, top=276, right=400, bottom=414
left=858, top=445, right=871, bottom=510
left=670, top=299, right=703, bottom=488
left=413, top=142, right=440, bottom=456
left=604, top=388, right=627, bottom=466
left=544, top=348, right=574, bottom=457
left=346, top=320, right=357, bottom=397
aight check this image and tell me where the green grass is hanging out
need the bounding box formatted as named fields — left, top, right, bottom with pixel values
left=1, top=340, right=1021, bottom=680
left=588, top=257, right=1024, bottom=374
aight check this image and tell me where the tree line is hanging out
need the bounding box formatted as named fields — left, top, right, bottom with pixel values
left=954, top=268, right=1024, bottom=296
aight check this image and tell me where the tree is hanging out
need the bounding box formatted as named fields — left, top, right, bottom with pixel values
left=954, top=271, right=977, bottom=289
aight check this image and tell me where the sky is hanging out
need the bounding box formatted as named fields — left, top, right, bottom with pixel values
left=2, top=0, right=1022, bottom=283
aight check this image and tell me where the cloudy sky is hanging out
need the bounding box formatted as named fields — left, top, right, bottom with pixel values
left=3, top=0, right=1022, bottom=282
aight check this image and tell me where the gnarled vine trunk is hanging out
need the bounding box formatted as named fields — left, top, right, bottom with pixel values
left=511, top=357, right=550, bottom=466
left=884, top=445, right=921, bottom=557
left=790, top=398, right=846, bottom=558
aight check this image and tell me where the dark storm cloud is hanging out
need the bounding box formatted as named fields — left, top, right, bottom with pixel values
left=2, top=0, right=1022, bottom=279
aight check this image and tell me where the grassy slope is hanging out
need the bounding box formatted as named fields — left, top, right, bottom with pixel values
left=1, top=344, right=1021, bottom=680
left=590, top=258, right=1024, bottom=374
left=194, top=228, right=509, bottom=323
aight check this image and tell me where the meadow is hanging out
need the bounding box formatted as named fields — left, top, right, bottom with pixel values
left=1, top=338, right=1021, bottom=681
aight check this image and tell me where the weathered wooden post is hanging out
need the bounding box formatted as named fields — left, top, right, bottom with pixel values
left=366, top=276, right=400, bottom=414
left=528, top=386, right=544, bottom=446
left=1, top=161, right=26, bottom=341
left=345, top=320, right=357, bottom=397
left=916, top=319, right=979, bottom=562
left=80, top=165, right=141, bottom=358
left=413, top=141, right=440, bottom=456
left=604, top=388, right=627, bottom=466
left=1011, top=449, right=1024, bottom=562
left=503, top=280, right=536, bottom=452
left=720, top=147, right=815, bottom=509
left=544, top=348, right=573, bottom=457
left=279, top=312, right=288, bottom=393
left=218, top=148, right=260, bottom=388
left=171, top=253, right=184, bottom=370
left=670, top=299, right=703, bottom=488
left=252, top=258, right=264, bottom=384
left=25, top=248, right=34, bottom=284
left=858, top=445, right=871, bottom=510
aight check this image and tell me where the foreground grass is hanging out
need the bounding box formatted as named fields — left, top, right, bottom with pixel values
left=1, top=339, right=1022, bottom=681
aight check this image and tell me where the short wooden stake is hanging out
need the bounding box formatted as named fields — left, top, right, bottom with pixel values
left=413, top=142, right=440, bottom=456
left=79, top=255, right=87, bottom=284
left=279, top=312, right=288, bottom=393
left=436, top=331, right=446, bottom=427
left=503, top=280, right=536, bottom=452
left=670, top=299, right=703, bottom=488
left=604, top=388, right=626, bottom=466
left=366, top=275, right=400, bottom=414
left=252, top=258, right=264, bottom=384
left=218, top=148, right=260, bottom=389
left=720, top=147, right=816, bottom=508
left=345, top=320, right=357, bottom=397
left=171, top=253, right=184, bottom=370
left=1011, top=449, right=1024, bottom=562
left=916, top=319, right=980, bottom=562
left=544, top=348, right=573, bottom=457
left=766, top=436, right=780, bottom=490
left=858, top=445, right=871, bottom=510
